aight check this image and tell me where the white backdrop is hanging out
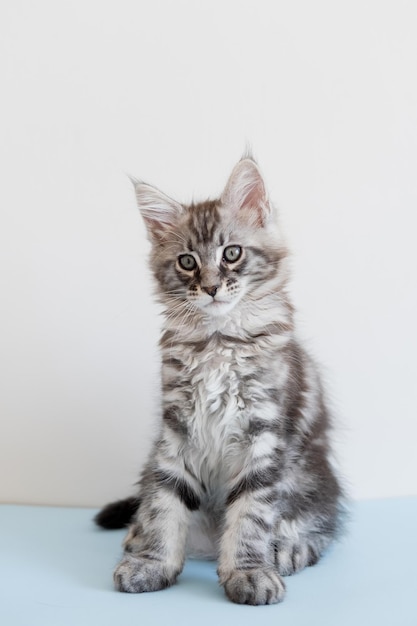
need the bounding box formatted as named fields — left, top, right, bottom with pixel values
left=1, top=0, right=416, bottom=506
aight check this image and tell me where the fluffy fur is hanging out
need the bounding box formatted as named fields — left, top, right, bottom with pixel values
left=95, top=158, right=344, bottom=605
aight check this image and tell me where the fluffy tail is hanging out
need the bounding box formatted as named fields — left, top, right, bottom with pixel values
left=94, top=496, right=140, bottom=529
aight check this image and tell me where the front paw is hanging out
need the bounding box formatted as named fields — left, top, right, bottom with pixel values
left=114, top=555, right=179, bottom=593
left=221, top=568, right=286, bottom=605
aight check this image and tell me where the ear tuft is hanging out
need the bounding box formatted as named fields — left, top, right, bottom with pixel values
left=221, top=158, right=271, bottom=227
left=133, top=181, right=183, bottom=242
left=241, top=143, right=256, bottom=163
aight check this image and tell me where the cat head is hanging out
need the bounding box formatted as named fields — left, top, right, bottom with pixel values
left=133, top=158, right=287, bottom=320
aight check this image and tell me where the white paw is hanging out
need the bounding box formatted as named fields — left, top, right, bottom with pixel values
left=114, top=555, right=179, bottom=593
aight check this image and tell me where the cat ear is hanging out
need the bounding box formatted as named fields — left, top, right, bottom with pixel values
left=132, top=179, right=183, bottom=242
left=221, top=158, right=271, bottom=227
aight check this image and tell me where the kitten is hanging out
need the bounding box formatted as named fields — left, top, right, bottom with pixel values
left=95, top=157, right=344, bottom=605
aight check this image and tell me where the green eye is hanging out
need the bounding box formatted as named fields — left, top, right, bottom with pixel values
left=223, top=245, right=242, bottom=263
left=178, top=254, right=197, bottom=271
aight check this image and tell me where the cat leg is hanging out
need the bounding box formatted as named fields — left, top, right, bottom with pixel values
left=217, top=476, right=286, bottom=605
left=114, top=465, right=200, bottom=593
left=273, top=465, right=343, bottom=576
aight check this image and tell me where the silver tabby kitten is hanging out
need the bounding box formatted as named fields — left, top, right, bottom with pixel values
left=95, top=157, right=343, bottom=605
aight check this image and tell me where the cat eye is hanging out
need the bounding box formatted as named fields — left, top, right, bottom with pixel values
left=178, top=254, right=197, bottom=271
left=223, top=245, right=242, bottom=263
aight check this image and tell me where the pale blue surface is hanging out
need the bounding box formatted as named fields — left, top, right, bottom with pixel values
left=1, top=498, right=416, bottom=625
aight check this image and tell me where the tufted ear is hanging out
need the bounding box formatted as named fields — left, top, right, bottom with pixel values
left=132, top=179, right=183, bottom=243
left=221, top=158, right=271, bottom=227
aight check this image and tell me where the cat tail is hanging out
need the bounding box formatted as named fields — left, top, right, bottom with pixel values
left=94, top=496, right=140, bottom=529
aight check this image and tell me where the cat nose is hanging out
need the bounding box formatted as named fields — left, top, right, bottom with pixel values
left=202, top=285, right=219, bottom=297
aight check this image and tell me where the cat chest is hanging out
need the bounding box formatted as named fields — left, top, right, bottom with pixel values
left=191, top=350, right=245, bottom=415
left=163, top=343, right=252, bottom=464
left=186, top=354, right=247, bottom=485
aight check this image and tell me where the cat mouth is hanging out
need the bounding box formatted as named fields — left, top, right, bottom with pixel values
left=207, top=298, right=224, bottom=305
left=202, top=298, right=235, bottom=316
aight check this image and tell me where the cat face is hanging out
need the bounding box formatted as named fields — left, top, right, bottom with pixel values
left=174, top=227, right=246, bottom=318
left=169, top=200, right=252, bottom=318
left=134, top=158, right=285, bottom=319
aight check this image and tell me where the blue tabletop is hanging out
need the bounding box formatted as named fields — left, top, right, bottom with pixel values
left=1, top=498, right=416, bottom=625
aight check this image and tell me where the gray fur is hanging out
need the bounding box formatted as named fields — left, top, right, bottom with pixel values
left=101, top=158, right=344, bottom=605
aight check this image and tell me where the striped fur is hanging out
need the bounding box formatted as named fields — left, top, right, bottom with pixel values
left=98, top=158, right=344, bottom=605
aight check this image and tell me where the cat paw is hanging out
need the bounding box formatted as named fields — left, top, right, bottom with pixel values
left=221, top=568, right=286, bottom=605
left=113, top=555, right=179, bottom=593
left=275, top=542, right=320, bottom=576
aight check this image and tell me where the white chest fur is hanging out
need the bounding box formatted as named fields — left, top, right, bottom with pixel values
left=190, top=343, right=249, bottom=483
left=166, top=337, right=251, bottom=489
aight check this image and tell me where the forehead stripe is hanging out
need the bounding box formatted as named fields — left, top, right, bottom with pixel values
left=188, top=201, right=220, bottom=244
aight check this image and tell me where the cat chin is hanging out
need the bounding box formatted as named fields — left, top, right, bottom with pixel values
left=198, top=299, right=237, bottom=318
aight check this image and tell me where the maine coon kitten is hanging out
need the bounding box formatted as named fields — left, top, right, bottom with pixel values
left=95, top=157, right=343, bottom=605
